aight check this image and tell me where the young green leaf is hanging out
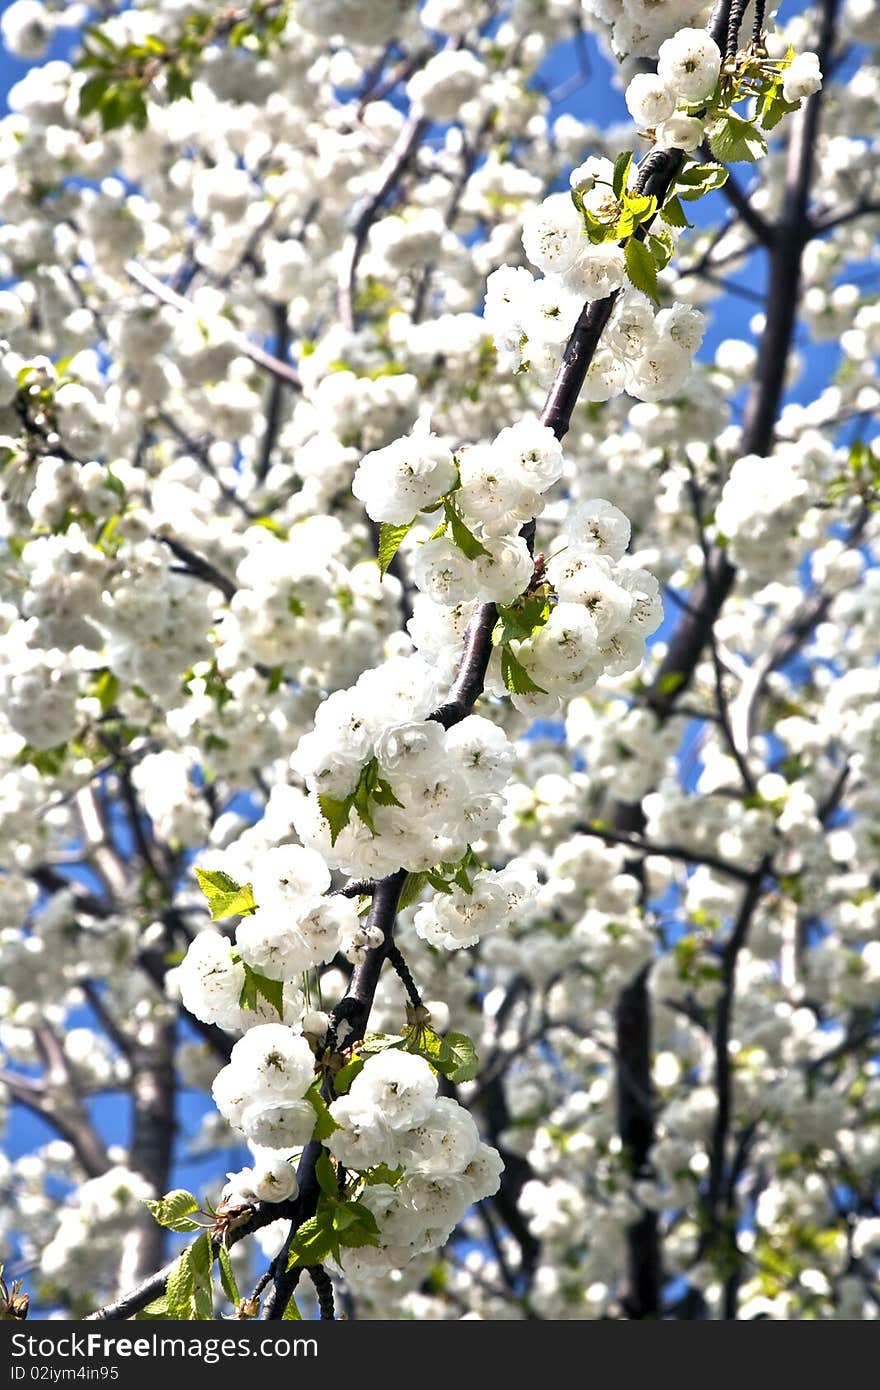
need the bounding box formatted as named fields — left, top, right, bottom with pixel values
left=398, top=870, right=429, bottom=910
left=190, top=1231, right=215, bottom=1320
left=134, top=1296, right=172, bottom=1320
left=378, top=520, right=413, bottom=578
left=444, top=500, right=490, bottom=560
left=708, top=111, right=768, bottom=164
left=317, top=792, right=354, bottom=846
left=144, top=1189, right=201, bottom=1233
left=612, top=150, right=633, bottom=199
left=500, top=645, right=547, bottom=696
left=332, top=1200, right=381, bottom=1250
left=306, top=1081, right=338, bottom=1141
left=315, top=1151, right=340, bottom=1201
left=438, top=1031, right=479, bottom=1083
left=675, top=162, right=729, bottom=201
left=217, top=1244, right=239, bottom=1306
left=659, top=194, right=692, bottom=229
left=165, top=1249, right=195, bottom=1319
left=286, top=1212, right=337, bottom=1269
left=194, top=867, right=257, bottom=921
left=624, top=236, right=660, bottom=305
left=333, top=1054, right=365, bottom=1094
left=239, top=963, right=285, bottom=1020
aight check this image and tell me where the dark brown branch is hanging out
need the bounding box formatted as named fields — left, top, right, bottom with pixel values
left=704, top=862, right=771, bottom=1252
left=160, top=536, right=237, bottom=603
left=338, top=110, right=428, bottom=332
left=387, top=943, right=423, bottom=1010
left=126, top=261, right=301, bottom=389
left=255, top=302, right=291, bottom=484
left=308, top=1265, right=335, bottom=1321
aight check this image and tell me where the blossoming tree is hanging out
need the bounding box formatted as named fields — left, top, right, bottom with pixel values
left=0, top=0, right=878, bottom=1323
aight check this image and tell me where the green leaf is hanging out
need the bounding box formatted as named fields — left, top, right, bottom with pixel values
left=612, top=150, right=633, bottom=199
left=659, top=194, right=692, bottom=229
left=134, top=1296, right=172, bottom=1320
left=758, top=87, right=799, bottom=132
left=493, top=589, right=552, bottom=645
left=648, top=231, right=674, bottom=271
left=88, top=668, right=119, bottom=715
left=405, top=1023, right=445, bottom=1069
left=657, top=671, right=685, bottom=696
left=239, top=963, right=285, bottom=1020
left=286, top=1213, right=336, bottom=1269
left=315, top=1152, right=339, bottom=1201
left=370, top=774, right=405, bottom=810
left=332, top=1200, right=380, bottom=1250
left=357, top=1032, right=407, bottom=1056
left=426, top=869, right=454, bottom=894
left=166, top=63, right=193, bottom=103
left=500, top=645, right=547, bottom=696
left=81, top=24, right=120, bottom=55
left=282, top=1294, right=303, bottom=1319
left=79, top=76, right=109, bottom=117
left=438, top=1031, right=479, bottom=1083
left=407, top=1024, right=479, bottom=1083
left=97, top=87, right=134, bottom=133
left=617, top=192, right=657, bottom=238
left=444, top=500, right=489, bottom=560
left=624, top=237, right=659, bottom=305
left=190, top=1232, right=214, bottom=1320
left=708, top=111, right=767, bottom=164
left=398, top=870, right=429, bottom=910
left=165, top=1250, right=195, bottom=1319
left=317, top=792, right=353, bottom=846
left=16, top=743, right=68, bottom=776
left=378, top=520, right=413, bottom=578
left=333, top=1055, right=365, bottom=1094
left=452, top=863, right=473, bottom=893
left=675, top=162, right=729, bottom=201
left=756, top=55, right=801, bottom=132
left=306, top=1081, right=338, bottom=1142
left=144, top=1190, right=201, bottom=1233
left=194, top=867, right=257, bottom=920
left=253, top=515, right=289, bottom=538
left=364, top=1163, right=404, bottom=1187
left=217, top=1244, right=239, bottom=1306
left=351, top=778, right=378, bottom=835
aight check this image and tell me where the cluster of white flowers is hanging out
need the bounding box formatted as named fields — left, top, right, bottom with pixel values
left=296, top=0, right=415, bottom=45
left=485, top=163, right=706, bottom=399
left=714, top=441, right=832, bottom=580
left=583, top=0, right=714, bottom=63
left=414, top=858, right=538, bottom=950
left=211, top=1023, right=317, bottom=1151
left=354, top=416, right=563, bottom=606
left=131, top=750, right=210, bottom=850
left=177, top=846, right=362, bottom=1030
left=406, top=50, right=487, bottom=122
left=326, top=1051, right=503, bottom=1277
left=291, top=659, right=518, bottom=878
left=215, top=516, right=402, bottom=691
left=40, top=1167, right=155, bottom=1299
